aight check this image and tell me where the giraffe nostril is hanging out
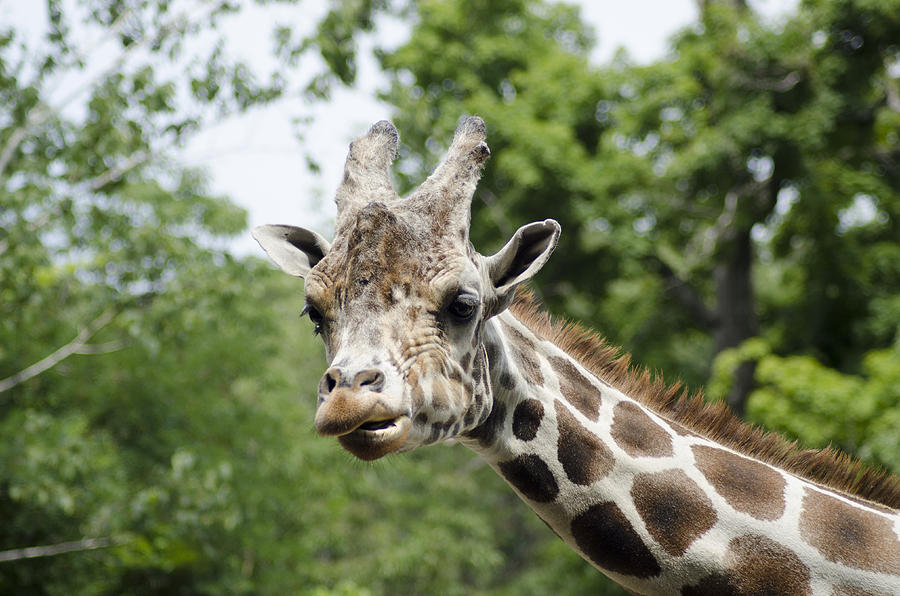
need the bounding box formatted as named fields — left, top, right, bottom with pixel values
left=319, top=367, right=386, bottom=397
left=354, top=369, right=385, bottom=392
left=320, top=368, right=341, bottom=395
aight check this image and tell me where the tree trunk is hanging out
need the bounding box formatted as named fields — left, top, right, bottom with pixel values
left=713, top=226, right=758, bottom=416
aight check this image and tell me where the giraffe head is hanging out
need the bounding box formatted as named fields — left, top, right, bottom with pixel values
left=253, top=117, right=559, bottom=460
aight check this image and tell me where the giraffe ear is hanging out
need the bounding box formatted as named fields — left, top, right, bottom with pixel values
left=484, top=219, right=560, bottom=315
left=252, top=224, right=331, bottom=278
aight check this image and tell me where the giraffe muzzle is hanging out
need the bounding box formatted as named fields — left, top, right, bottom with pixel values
left=315, top=367, right=412, bottom=460
left=313, top=386, right=400, bottom=436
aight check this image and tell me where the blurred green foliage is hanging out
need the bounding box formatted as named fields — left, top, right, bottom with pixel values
left=1, top=0, right=898, bottom=594
left=742, top=344, right=899, bottom=470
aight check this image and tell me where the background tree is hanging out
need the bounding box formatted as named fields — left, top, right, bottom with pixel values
left=2, top=0, right=898, bottom=594
left=1, top=0, right=292, bottom=590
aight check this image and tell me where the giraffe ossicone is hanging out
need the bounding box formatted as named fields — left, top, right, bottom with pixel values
left=253, top=117, right=900, bottom=595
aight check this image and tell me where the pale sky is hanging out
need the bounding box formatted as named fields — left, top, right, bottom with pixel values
left=4, top=0, right=797, bottom=255
left=189, top=0, right=706, bottom=254
left=184, top=0, right=795, bottom=255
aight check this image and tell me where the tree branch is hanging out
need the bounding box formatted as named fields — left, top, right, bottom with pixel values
left=84, top=150, right=151, bottom=191
left=738, top=70, right=802, bottom=93
left=0, top=116, right=41, bottom=178
left=0, top=309, right=120, bottom=393
left=0, top=537, right=121, bottom=563
left=74, top=340, right=127, bottom=355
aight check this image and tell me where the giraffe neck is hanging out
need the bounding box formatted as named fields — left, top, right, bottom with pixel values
left=460, top=309, right=900, bottom=596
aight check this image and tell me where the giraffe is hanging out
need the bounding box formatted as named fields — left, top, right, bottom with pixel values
left=252, top=117, right=900, bottom=595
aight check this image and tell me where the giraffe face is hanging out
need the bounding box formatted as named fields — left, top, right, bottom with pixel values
left=297, top=204, right=496, bottom=460
left=253, top=117, right=559, bottom=460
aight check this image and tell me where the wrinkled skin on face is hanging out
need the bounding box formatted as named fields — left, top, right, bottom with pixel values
left=253, top=117, right=559, bottom=460
left=303, top=202, right=494, bottom=459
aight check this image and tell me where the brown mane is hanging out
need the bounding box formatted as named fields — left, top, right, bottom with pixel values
left=509, top=291, right=900, bottom=511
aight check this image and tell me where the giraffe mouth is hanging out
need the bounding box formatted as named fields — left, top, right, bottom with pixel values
left=338, top=415, right=411, bottom=461
left=358, top=418, right=398, bottom=431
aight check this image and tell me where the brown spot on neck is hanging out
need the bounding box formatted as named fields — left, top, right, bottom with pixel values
left=692, top=445, right=786, bottom=521
left=497, top=454, right=559, bottom=503
left=631, top=469, right=717, bottom=556
left=547, top=355, right=603, bottom=421
left=681, top=573, right=735, bottom=595
left=682, top=534, right=811, bottom=595
left=512, top=399, right=544, bottom=441
left=502, top=322, right=544, bottom=386
left=799, top=488, right=900, bottom=575
left=501, top=320, right=536, bottom=350
left=610, top=401, right=674, bottom=458
left=570, top=501, right=661, bottom=578
left=554, top=400, right=613, bottom=485
left=510, top=344, right=543, bottom=386
left=728, top=534, right=812, bottom=595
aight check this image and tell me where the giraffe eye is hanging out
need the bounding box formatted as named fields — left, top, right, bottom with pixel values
left=301, top=303, right=324, bottom=335
left=448, top=294, right=479, bottom=321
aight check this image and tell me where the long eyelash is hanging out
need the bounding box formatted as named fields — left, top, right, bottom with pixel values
left=300, top=304, right=322, bottom=336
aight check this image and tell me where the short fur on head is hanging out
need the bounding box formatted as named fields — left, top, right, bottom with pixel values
left=253, top=117, right=560, bottom=460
